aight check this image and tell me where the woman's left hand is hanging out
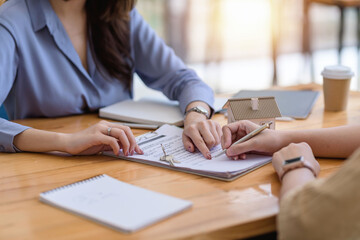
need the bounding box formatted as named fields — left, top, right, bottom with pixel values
left=182, top=111, right=222, bottom=159
left=272, top=142, right=320, bottom=179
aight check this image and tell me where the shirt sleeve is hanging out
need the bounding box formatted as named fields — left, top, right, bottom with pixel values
left=0, top=21, right=30, bottom=153
left=277, top=148, right=360, bottom=240
left=130, top=9, right=214, bottom=114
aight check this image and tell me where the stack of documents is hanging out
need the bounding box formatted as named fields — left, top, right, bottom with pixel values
left=104, top=125, right=272, bottom=181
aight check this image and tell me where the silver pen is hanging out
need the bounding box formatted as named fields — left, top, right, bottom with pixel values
left=213, top=121, right=272, bottom=158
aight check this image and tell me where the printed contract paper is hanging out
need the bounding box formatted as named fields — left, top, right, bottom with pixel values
left=105, top=125, right=272, bottom=181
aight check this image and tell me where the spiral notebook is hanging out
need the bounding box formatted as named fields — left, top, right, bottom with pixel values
left=39, top=174, right=192, bottom=233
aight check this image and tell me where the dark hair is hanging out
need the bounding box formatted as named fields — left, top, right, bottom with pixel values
left=85, top=0, right=135, bottom=89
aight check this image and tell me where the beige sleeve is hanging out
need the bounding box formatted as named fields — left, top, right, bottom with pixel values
left=277, top=148, right=360, bottom=240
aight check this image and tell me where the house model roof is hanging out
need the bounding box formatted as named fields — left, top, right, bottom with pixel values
left=223, top=97, right=282, bottom=120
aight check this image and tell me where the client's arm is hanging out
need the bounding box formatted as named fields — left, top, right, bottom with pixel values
left=277, top=147, right=360, bottom=240
left=271, top=142, right=320, bottom=199
left=222, top=120, right=360, bottom=159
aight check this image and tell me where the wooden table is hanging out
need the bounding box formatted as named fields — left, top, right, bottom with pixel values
left=1, top=84, right=360, bottom=240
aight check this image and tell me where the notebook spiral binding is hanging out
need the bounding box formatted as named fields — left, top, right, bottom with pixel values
left=41, top=174, right=106, bottom=195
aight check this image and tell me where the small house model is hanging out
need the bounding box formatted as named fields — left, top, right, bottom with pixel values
left=222, top=97, right=281, bottom=129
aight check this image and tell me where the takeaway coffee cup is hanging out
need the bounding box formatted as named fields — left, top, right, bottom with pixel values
left=321, top=65, right=354, bottom=111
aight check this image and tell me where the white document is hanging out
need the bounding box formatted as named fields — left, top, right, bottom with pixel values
left=105, top=125, right=272, bottom=181
left=40, top=174, right=192, bottom=233
left=99, top=98, right=184, bottom=126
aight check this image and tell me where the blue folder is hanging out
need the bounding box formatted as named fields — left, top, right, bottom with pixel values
left=0, top=105, right=8, bottom=120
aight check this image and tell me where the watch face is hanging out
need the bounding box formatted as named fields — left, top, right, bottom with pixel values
left=280, top=155, right=317, bottom=180
left=186, top=106, right=210, bottom=118
left=196, top=106, right=207, bottom=114
left=282, top=156, right=305, bottom=172
left=284, top=156, right=303, bottom=165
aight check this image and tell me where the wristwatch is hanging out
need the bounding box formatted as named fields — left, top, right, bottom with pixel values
left=185, top=106, right=210, bottom=119
left=278, top=156, right=318, bottom=181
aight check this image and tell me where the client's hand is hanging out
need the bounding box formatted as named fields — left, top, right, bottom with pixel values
left=63, top=120, right=143, bottom=156
left=272, top=142, right=320, bottom=199
left=183, top=112, right=222, bottom=159
left=272, top=142, right=320, bottom=179
left=221, top=120, right=285, bottom=160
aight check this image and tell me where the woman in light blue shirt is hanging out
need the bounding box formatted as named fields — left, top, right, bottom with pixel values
left=0, top=0, right=221, bottom=158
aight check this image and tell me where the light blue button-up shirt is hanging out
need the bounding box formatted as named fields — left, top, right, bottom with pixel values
left=0, top=0, right=214, bottom=152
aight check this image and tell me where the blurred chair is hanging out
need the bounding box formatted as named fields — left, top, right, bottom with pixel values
left=272, top=0, right=360, bottom=84
left=271, top=0, right=284, bottom=85
left=164, top=0, right=190, bottom=61
left=163, top=0, right=224, bottom=91
left=163, top=0, right=222, bottom=64
left=303, top=0, right=360, bottom=79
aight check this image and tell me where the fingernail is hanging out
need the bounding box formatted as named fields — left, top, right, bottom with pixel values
left=233, top=156, right=238, bottom=160
left=206, top=153, right=212, bottom=160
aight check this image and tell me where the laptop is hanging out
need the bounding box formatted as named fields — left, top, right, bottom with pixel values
left=232, top=90, right=320, bottom=119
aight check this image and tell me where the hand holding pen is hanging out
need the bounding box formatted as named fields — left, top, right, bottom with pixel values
left=217, top=121, right=275, bottom=159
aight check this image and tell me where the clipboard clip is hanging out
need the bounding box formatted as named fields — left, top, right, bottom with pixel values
left=160, top=144, right=180, bottom=166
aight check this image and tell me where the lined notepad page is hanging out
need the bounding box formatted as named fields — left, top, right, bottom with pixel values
left=40, top=174, right=192, bottom=233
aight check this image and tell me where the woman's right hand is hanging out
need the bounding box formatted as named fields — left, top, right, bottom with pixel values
left=221, top=120, right=287, bottom=159
left=63, top=120, right=143, bottom=156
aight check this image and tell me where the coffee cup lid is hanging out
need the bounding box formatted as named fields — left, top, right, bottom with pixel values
left=321, top=65, right=354, bottom=80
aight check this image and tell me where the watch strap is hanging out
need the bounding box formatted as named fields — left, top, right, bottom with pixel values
left=185, top=106, right=210, bottom=119
left=279, top=157, right=318, bottom=181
